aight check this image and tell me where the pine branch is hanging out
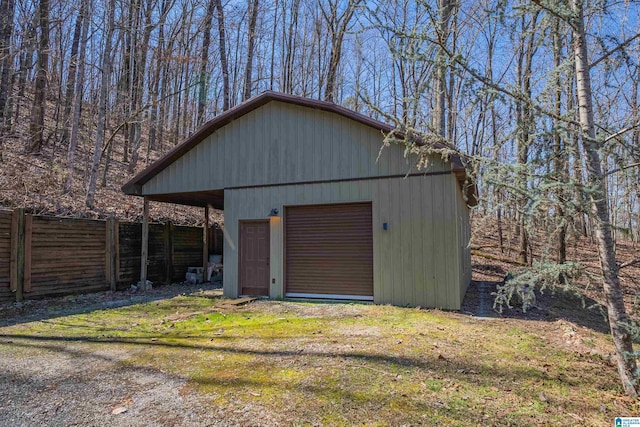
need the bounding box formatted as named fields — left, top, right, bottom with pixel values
left=381, top=25, right=582, bottom=128
left=529, top=0, right=576, bottom=31
left=590, top=32, right=640, bottom=69
left=602, top=123, right=640, bottom=144
left=605, top=162, right=640, bottom=177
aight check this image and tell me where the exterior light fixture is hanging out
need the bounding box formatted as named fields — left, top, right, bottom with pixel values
left=268, top=208, right=279, bottom=217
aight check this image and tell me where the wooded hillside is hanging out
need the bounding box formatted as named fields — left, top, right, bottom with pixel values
left=0, top=0, right=637, bottom=232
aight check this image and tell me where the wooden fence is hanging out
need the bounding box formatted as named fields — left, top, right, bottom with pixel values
left=0, top=209, right=222, bottom=303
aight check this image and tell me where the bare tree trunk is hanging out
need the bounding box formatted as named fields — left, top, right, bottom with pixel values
left=571, top=0, right=638, bottom=398
left=214, top=0, right=230, bottom=111
left=269, top=0, right=278, bottom=90
left=446, top=7, right=459, bottom=144
left=149, top=0, right=169, bottom=151
left=242, top=0, right=259, bottom=101
left=322, top=0, right=360, bottom=103
left=28, top=0, right=50, bottom=154
left=60, top=2, right=86, bottom=145
left=128, top=0, right=154, bottom=173
left=63, top=0, right=91, bottom=194
left=629, top=67, right=639, bottom=245
left=157, top=35, right=171, bottom=152
left=86, top=0, right=116, bottom=208
left=514, top=12, right=539, bottom=265
left=283, top=0, right=300, bottom=94
left=552, top=18, right=567, bottom=265
left=13, top=22, right=36, bottom=128
left=564, top=63, right=588, bottom=237
left=230, top=11, right=243, bottom=107
left=121, top=0, right=139, bottom=164
left=433, top=0, right=453, bottom=137
left=101, top=132, right=112, bottom=187
left=198, top=0, right=215, bottom=125
left=0, top=0, right=16, bottom=136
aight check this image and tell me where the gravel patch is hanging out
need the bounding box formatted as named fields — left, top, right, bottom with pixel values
left=246, top=299, right=370, bottom=318
left=0, top=339, right=233, bottom=426
left=0, top=282, right=235, bottom=426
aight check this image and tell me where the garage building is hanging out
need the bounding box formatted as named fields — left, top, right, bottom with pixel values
left=123, top=91, right=475, bottom=310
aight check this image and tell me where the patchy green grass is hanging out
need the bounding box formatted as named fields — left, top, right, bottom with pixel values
left=0, top=292, right=636, bottom=426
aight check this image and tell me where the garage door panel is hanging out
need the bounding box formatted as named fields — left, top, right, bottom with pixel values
left=285, top=203, right=373, bottom=298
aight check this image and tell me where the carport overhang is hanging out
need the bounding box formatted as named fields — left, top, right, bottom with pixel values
left=121, top=189, right=222, bottom=290
left=131, top=189, right=225, bottom=210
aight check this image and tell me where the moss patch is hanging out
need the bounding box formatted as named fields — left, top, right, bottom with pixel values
left=0, top=294, right=636, bottom=426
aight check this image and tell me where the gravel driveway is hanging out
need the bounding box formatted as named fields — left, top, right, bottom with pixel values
left=0, top=283, right=233, bottom=427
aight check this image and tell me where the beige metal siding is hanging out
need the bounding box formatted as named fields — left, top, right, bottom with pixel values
left=223, top=174, right=465, bottom=309
left=142, top=101, right=448, bottom=196
left=454, top=179, right=472, bottom=297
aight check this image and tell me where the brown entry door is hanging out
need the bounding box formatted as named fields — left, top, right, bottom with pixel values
left=239, top=220, right=270, bottom=296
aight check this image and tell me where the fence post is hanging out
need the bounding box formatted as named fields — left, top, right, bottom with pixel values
left=212, top=224, right=217, bottom=254
left=164, top=221, right=173, bottom=285
left=140, top=197, right=150, bottom=290
left=10, top=208, right=25, bottom=302
left=24, top=214, right=32, bottom=293
left=203, top=205, right=210, bottom=281
left=105, top=217, right=111, bottom=289
left=115, top=219, right=120, bottom=284
left=106, top=216, right=117, bottom=291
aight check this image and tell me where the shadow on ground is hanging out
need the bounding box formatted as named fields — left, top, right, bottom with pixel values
left=462, top=279, right=610, bottom=334
left=0, top=282, right=223, bottom=328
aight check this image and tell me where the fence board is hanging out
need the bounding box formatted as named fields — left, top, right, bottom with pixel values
left=29, top=216, right=108, bottom=298
left=0, top=211, right=213, bottom=301
left=173, top=226, right=203, bottom=281
left=117, top=222, right=204, bottom=286
left=117, top=222, right=141, bottom=286
left=0, top=210, right=12, bottom=302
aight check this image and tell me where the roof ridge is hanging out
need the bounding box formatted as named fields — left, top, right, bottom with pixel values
left=122, top=91, right=475, bottom=206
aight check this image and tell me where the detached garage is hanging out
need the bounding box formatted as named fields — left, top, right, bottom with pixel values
left=123, top=91, right=476, bottom=310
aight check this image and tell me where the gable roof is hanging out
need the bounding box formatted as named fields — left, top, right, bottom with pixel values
left=122, top=91, right=476, bottom=205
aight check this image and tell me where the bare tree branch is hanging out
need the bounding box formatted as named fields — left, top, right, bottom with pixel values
left=590, top=32, right=640, bottom=69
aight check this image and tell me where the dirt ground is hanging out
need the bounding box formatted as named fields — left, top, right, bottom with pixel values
left=0, top=281, right=636, bottom=426
left=469, top=216, right=640, bottom=317
left=0, top=283, right=233, bottom=427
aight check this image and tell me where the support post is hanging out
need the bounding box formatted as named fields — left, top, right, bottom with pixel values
left=164, top=220, right=173, bottom=285
left=106, top=216, right=117, bottom=291
left=213, top=223, right=218, bottom=254
left=24, top=214, right=32, bottom=293
left=203, top=205, right=210, bottom=281
left=10, top=208, right=25, bottom=302
left=115, top=218, right=120, bottom=283
left=140, top=197, right=150, bottom=290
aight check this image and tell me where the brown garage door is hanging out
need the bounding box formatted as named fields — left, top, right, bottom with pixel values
left=285, top=203, right=373, bottom=300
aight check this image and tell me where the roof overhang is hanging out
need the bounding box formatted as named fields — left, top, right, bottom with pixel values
left=122, top=91, right=478, bottom=207
left=143, top=190, right=224, bottom=209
